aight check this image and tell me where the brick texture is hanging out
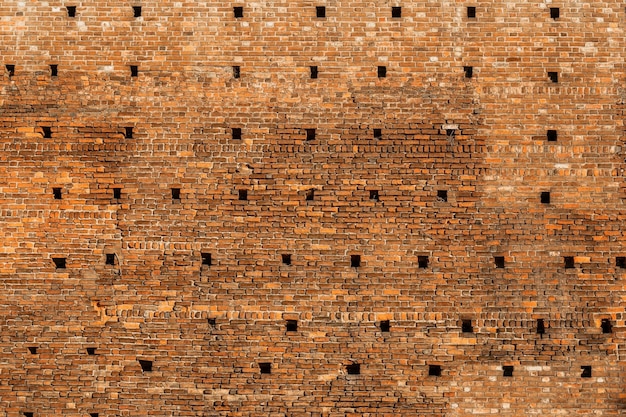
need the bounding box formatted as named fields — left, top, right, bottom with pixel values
left=0, top=1, right=625, bottom=416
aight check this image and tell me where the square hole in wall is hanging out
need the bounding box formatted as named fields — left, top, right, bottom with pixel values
left=428, top=365, right=441, bottom=376
left=464, top=66, right=473, bottom=78
left=373, top=128, right=382, bottom=139
left=310, top=65, right=318, bottom=79
left=286, top=320, right=297, bottom=332
left=316, top=6, right=326, bottom=18
left=537, top=318, right=545, bottom=334
left=207, top=318, right=216, bottom=326
left=90, top=413, right=99, bottom=417
left=6, top=64, right=15, bottom=76
left=232, top=127, right=242, bottom=140
left=42, top=126, right=52, bottom=138
left=201, top=252, right=212, bottom=266
left=53, top=187, right=62, bottom=199
left=138, top=359, right=153, bottom=372
left=581, top=365, right=592, bottom=378
left=306, top=189, right=315, bottom=201
left=503, top=365, right=514, bottom=377
left=380, top=320, right=390, bottom=332
left=350, top=255, right=361, bottom=268
left=418, top=255, right=429, bottom=269
left=50, top=64, right=58, bottom=77
left=113, top=188, right=122, bottom=199
left=238, top=189, right=248, bottom=201
left=130, top=65, right=138, bottom=77
left=564, top=256, right=575, bottom=269
left=86, top=347, right=97, bottom=355
left=377, top=66, right=387, bottom=78
left=437, top=190, right=448, bottom=202
left=52, top=257, right=66, bottom=269
left=28, top=346, right=38, bottom=354
left=233, top=65, right=241, bottom=79
left=259, top=362, right=271, bottom=374
left=494, top=256, right=505, bottom=268
left=171, top=188, right=181, bottom=200
left=105, top=254, right=115, bottom=265
left=616, top=256, right=625, bottom=268
left=548, top=71, right=558, bottom=83
left=462, top=319, right=473, bottom=333
left=467, top=6, right=476, bottom=18
left=66, top=6, right=76, bottom=17
left=391, top=7, right=402, bottom=18
left=540, top=191, right=550, bottom=204
left=23, top=413, right=34, bottom=417
left=133, top=6, right=142, bottom=17
left=369, top=190, right=379, bottom=201
left=550, top=7, right=559, bottom=19
left=281, top=254, right=291, bottom=265
left=346, top=363, right=360, bottom=375
left=601, top=318, right=612, bottom=334
left=547, top=130, right=557, bottom=142
left=234, top=6, right=243, bottom=18
left=125, top=127, right=134, bottom=138
left=305, top=128, right=316, bottom=141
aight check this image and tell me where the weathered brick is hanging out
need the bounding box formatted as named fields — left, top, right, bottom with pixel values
left=0, top=1, right=625, bottom=416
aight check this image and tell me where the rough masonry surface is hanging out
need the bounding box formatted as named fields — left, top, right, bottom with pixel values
left=0, top=1, right=625, bottom=416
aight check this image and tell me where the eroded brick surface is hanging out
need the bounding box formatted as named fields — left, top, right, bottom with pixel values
left=0, top=2, right=625, bottom=416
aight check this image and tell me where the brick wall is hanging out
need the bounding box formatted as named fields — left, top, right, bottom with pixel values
left=0, top=1, right=624, bottom=416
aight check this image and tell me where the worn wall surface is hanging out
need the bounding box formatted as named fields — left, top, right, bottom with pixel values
left=0, top=1, right=625, bottom=416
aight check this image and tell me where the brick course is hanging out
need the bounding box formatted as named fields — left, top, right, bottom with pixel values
left=0, top=1, right=625, bottom=416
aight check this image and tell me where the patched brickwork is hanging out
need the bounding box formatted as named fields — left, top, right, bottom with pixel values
left=0, top=1, right=625, bottom=416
